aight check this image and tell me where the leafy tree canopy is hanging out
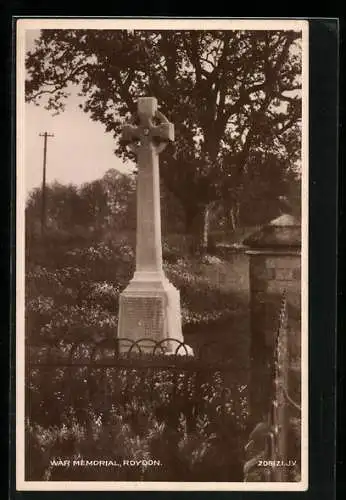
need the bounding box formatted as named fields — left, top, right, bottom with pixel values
left=26, top=29, right=302, bottom=233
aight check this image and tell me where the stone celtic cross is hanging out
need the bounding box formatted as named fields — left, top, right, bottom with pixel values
left=121, top=97, right=174, bottom=278
left=117, top=97, right=191, bottom=354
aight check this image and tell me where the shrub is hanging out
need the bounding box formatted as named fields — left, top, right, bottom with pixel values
left=164, top=259, right=247, bottom=327
left=26, top=360, right=249, bottom=482
left=26, top=234, right=248, bottom=343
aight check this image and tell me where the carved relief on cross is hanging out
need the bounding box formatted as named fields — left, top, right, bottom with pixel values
left=121, top=97, right=174, bottom=155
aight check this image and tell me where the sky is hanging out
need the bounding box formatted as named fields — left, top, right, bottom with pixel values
left=24, top=30, right=133, bottom=198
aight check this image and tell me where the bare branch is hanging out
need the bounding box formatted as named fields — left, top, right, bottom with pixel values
left=27, top=62, right=90, bottom=101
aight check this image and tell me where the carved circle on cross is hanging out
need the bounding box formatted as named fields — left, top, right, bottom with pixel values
left=153, top=110, right=174, bottom=154
left=121, top=108, right=174, bottom=155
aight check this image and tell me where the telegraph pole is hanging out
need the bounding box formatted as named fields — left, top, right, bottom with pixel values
left=39, top=132, right=54, bottom=236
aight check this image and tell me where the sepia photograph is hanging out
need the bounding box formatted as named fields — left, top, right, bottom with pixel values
left=16, top=18, right=308, bottom=491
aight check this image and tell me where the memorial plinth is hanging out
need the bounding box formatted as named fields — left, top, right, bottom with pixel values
left=117, top=97, right=189, bottom=354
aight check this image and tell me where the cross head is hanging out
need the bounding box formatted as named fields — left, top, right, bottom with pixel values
left=122, top=97, right=174, bottom=154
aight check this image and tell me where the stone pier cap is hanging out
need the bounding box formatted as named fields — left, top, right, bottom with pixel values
left=243, top=214, right=301, bottom=251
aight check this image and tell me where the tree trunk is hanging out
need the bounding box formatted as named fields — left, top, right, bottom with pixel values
left=229, top=202, right=240, bottom=232
left=184, top=205, right=209, bottom=255
left=202, top=204, right=210, bottom=252
left=230, top=207, right=237, bottom=231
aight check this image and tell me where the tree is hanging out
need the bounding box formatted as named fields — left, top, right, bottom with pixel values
left=26, top=29, right=302, bottom=247
left=100, top=168, right=136, bottom=232
left=25, top=170, right=136, bottom=238
left=26, top=182, right=85, bottom=234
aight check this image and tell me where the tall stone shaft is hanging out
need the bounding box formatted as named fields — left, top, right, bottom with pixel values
left=135, top=140, right=163, bottom=278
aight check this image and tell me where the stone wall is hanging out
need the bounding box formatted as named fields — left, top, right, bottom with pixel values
left=200, top=250, right=250, bottom=295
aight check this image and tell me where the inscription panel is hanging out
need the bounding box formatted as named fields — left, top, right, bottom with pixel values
left=120, top=296, right=165, bottom=341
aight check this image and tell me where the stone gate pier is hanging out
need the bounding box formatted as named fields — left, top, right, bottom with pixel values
left=244, top=213, right=302, bottom=419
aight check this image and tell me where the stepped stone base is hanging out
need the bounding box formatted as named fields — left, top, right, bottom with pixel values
left=117, top=271, right=193, bottom=355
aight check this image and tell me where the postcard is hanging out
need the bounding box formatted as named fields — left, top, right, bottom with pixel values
left=16, top=17, right=308, bottom=491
